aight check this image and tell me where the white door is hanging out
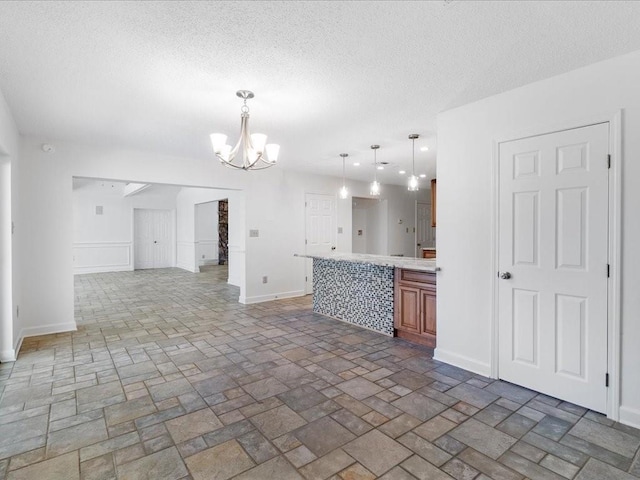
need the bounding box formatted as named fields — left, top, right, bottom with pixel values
left=498, top=123, right=609, bottom=413
left=134, top=209, right=174, bottom=270
left=305, top=193, right=336, bottom=294
left=416, top=202, right=434, bottom=257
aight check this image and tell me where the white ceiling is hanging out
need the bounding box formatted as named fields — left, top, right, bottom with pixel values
left=2, top=1, right=640, bottom=186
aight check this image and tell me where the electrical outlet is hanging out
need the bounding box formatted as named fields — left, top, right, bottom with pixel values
left=262, top=276, right=268, bottom=284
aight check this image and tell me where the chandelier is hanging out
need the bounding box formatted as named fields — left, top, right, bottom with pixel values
left=408, top=134, right=419, bottom=191
left=210, top=90, right=280, bottom=170
left=370, top=145, right=381, bottom=196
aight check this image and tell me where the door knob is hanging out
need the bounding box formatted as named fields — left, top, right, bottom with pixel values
left=331, top=246, right=336, bottom=251
left=500, top=272, right=511, bottom=279
left=154, top=241, right=157, bottom=244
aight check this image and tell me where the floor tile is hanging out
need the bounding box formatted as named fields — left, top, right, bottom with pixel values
left=250, top=405, right=307, bottom=439
left=6, top=451, right=79, bottom=480
left=337, top=378, right=384, bottom=400
left=392, top=392, right=448, bottom=422
left=450, top=418, right=517, bottom=460
left=343, top=429, right=412, bottom=476
left=234, top=455, right=304, bottom=479
left=184, top=439, right=254, bottom=480
left=165, top=407, right=223, bottom=444
left=117, top=446, right=187, bottom=480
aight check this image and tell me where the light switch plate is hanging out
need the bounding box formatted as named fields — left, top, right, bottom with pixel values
left=249, top=229, right=259, bottom=238
left=338, top=227, right=343, bottom=234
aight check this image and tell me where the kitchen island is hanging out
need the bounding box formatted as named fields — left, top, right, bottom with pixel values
left=295, top=253, right=437, bottom=339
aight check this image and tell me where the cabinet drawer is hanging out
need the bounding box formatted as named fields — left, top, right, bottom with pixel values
left=399, top=269, right=436, bottom=286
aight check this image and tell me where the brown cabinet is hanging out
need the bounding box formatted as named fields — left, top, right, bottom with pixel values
left=394, top=268, right=436, bottom=348
left=422, top=249, right=436, bottom=259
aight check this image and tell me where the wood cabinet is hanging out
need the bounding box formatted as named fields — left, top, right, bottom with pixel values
left=394, top=268, right=436, bottom=348
left=422, top=249, right=436, bottom=259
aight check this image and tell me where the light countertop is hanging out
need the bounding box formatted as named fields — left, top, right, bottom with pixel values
left=295, top=252, right=438, bottom=272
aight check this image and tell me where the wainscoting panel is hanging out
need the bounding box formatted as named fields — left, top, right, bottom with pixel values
left=73, top=242, right=132, bottom=274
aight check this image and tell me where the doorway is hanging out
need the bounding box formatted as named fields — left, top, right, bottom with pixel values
left=497, top=123, right=609, bottom=412
left=351, top=197, right=387, bottom=255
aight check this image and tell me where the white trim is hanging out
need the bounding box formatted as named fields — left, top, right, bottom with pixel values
left=17, top=322, right=77, bottom=344
left=490, top=110, right=623, bottom=422
left=434, top=348, right=492, bottom=377
left=619, top=406, right=640, bottom=430
left=73, top=241, right=133, bottom=274
left=176, top=263, right=198, bottom=273
left=0, top=347, right=16, bottom=362
left=240, top=290, right=305, bottom=305
left=606, top=111, right=622, bottom=422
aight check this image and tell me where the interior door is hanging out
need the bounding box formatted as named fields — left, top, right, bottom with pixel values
left=134, top=209, right=173, bottom=270
left=305, top=193, right=336, bottom=294
left=498, top=123, right=609, bottom=412
left=416, top=202, right=433, bottom=257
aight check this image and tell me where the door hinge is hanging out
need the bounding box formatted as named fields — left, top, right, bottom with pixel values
left=605, top=373, right=609, bottom=387
left=607, top=264, right=610, bottom=278
left=305, top=276, right=308, bottom=282
left=607, top=154, right=611, bottom=169
left=305, top=239, right=307, bottom=245
left=305, top=201, right=307, bottom=207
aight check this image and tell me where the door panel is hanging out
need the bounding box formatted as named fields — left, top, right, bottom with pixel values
left=398, top=286, right=420, bottom=334
left=134, top=209, right=174, bottom=270
left=305, top=194, right=336, bottom=294
left=420, top=288, right=437, bottom=335
left=498, top=122, right=608, bottom=413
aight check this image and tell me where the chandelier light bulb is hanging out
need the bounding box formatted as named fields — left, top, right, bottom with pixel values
left=408, top=134, right=420, bottom=191
left=339, top=153, right=349, bottom=199
left=408, top=175, right=419, bottom=191
left=370, top=145, right=381, bottom=197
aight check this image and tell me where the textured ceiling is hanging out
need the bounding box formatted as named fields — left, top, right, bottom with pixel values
left=1, top=1, right=640, bottom=186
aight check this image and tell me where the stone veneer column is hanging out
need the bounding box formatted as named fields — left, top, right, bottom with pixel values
left=0, top=158, right=14, bottom=362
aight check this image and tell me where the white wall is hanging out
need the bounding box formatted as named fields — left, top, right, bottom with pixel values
left=0, top=87, right=19, bottom=361
left=436, top=50, right=640, bottom=427
left=72, top=182, right=179, bottom=273
left=195, top=201, right=219, bottom=266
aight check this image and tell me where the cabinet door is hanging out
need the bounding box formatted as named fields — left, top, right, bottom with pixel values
left=396, top=285, right=421, bottom=334
left=421, top=287, right=437, bottom=335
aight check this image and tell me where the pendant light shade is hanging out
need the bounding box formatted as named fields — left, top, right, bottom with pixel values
left=408, top=134, right=420, bottom=191
left=370, top=145, right=381, bottom=196
left=339, top=153, right=349, bottom=199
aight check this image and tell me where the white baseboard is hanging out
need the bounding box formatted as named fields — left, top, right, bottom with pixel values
left=434, top=348, right=492, bottom=377
left=619, top=405, right=640, bottom=429
left=0, top=347, right=16, bottom=362
left=228, top=275, right=240, bottom=287
left=240, top=290, right=305, bottom=305
left=74, top=265, right=133, bottom=275
left=176, top=263, right=198, bottom=273
left=18, top=322, right=77, bottom=341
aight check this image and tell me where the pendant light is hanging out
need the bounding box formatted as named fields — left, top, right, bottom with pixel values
left=370, top=145, right=381, bottom=196
left=408, top=134, right=420, bottom=191
left=339, top=153, right=349, bottom=199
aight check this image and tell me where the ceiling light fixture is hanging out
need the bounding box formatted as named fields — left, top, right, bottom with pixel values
left=339, top=153, right=349, bottom=199
left=408, top=134, right=420, bottom=191
left=399, top=170, right=406, bottom=175
left=420, top=146, right=429, bottom=152
left=419, top=174, right=427, bottom=178
left=370, top=145, right=381, bottom=196
left=353, top=162, right=360, bottom=166
left=210, top=90, right=280, bottom=170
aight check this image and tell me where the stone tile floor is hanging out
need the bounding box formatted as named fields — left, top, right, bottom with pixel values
left=0, top=265, right=639, bottom=479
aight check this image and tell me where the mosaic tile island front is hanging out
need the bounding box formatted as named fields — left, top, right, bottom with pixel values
left=296, top=253, right=438, bottom=336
